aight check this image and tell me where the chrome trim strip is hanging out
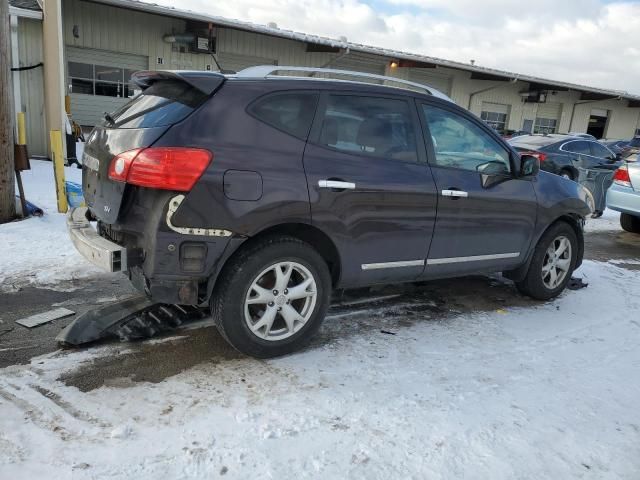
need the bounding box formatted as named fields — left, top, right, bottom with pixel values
left=427, top=252, right=520, bottom=265
left=361, top=260, right=425, bottom=270
left=441, top=189, right=468, bottom=198
left=318, top=180, right=356, bottom=190
left=167, top=195, right=233, bottom=237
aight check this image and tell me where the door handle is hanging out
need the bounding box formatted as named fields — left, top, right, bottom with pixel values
left=318, top=180, right=356, bottom=190
left=441, top=189, right=468, bottom=198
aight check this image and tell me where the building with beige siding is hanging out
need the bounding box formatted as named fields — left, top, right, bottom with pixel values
left=8, top=0, right=640, bottom=157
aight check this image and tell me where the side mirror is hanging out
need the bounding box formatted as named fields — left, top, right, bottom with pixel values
left=520, top=154, right=540, bottom=178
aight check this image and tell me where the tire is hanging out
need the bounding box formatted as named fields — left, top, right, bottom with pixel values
left=515, top=222, right=578, bottom=300
left=559, top=169, right=575, bottom=181
left=620, top=213, right=640, bottom=233
left=211, top=236, right=331, bottom=358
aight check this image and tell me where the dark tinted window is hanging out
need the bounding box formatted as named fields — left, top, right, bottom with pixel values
left=422, top=104, right=510, bottom=173
left=590, top=142, right=613, bottom=158
left=318, top=95, right=418, bottom=162
left=106, top=80, right=208, bottom=129
left=250, top=92, right=319, bottom=139
left=563, top=140, right=591, bottom=155
left=630, top=137, right=640, bottom=147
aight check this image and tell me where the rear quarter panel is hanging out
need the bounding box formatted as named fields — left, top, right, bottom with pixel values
left=155, top=81, right=313, bottom=235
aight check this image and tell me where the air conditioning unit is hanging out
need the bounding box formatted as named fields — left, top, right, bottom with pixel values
left=520, top=91, right=547, bottom=103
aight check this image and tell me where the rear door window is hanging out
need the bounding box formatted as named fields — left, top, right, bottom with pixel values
left=563, top=140, right=591, bottom=155
left=249, top=92, right=319, bottom=139
left=105, top=80, right=209, bottom=129
left=589, top=142, right=613, bottom=159
left=316, top=94, right=418, bottom=162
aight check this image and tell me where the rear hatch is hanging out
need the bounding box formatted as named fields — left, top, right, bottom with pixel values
left=82, top=71, right=224, bottom=224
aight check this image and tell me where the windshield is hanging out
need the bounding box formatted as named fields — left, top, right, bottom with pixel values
left=104, top=80, right=208, bottom=129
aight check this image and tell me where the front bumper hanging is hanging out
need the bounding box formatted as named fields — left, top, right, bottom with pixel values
left=67, top=207, right=127, bottom=272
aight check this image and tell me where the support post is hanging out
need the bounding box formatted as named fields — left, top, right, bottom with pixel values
left=42, top=0, right=66, bottom=158
left=0, top=0, right=16, bottom=223
left=50, top=129, right=67, bottom=213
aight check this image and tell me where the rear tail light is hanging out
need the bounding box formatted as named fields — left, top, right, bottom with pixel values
left=108, top=147, right=212, bottom=191
left=613, top=165, right=632, bottom=188
left=521, top=150, right=547, bottom=162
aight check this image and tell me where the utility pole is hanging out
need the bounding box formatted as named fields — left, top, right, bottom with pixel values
left=0, top=0, right=16, bottom=223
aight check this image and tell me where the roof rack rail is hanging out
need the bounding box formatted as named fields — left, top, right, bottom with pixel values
left=235, top=65, right=452, bottom=101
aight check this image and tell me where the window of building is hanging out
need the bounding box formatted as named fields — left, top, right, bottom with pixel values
left=533, top=117, right=558, bottom=134
left=317, top=95, right=418, bottom=162
left=68, top=62, right=140, bottom=98
left=422, top=104, right=511, bottom=174
left=249, top=92, right=319, bottom=139
left=480, top=103, right=509, bottom=134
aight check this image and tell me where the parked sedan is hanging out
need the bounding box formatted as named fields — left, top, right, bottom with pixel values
left=607, top=163, right=640, bottom=233
left=508, top=134, right=621, bottom=180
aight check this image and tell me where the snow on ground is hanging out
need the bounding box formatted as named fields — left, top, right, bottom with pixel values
left=0, top=161, right=100, bottom=292
left=584, top=209, right=622, bottom=233
left=1, top=260, right=639, bottom=479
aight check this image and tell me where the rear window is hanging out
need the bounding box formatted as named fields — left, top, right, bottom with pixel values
left=249, top=92, right=319, bottom=139
left=105, top=80, right=208, bottom=129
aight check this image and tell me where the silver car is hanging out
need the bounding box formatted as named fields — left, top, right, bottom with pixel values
left=607, top=162, right=640, bottom=233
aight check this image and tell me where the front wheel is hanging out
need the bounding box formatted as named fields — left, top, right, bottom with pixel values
left=516, top=222, right=578, bottom=300
left=211, top=236, right=331, bottom=358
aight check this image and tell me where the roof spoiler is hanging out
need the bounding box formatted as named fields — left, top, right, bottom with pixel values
left=131, top=70, right=226, bottom=96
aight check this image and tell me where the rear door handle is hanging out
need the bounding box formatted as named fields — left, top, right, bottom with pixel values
left=318, top=180, right=356, bottom=190
left=441, top=189, right=468, bottom=198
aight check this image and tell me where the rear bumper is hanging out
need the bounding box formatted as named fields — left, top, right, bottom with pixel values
left=67, top=207, right=127, bottom=272
left=606, top=183, right=640, bottom=216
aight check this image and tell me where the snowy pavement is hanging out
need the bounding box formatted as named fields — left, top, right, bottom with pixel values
left=0, top=161, right=101, bottom=293
left=1, top=260, right=640, bottom=479
left=1, top=160, right=640, bottom=479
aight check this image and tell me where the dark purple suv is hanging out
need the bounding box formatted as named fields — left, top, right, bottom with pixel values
left=68, top=67, right=591, bottom=357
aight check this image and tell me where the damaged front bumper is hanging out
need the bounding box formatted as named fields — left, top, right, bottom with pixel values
left=67, top=207, right=127, bottom=272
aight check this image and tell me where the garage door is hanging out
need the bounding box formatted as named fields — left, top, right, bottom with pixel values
left=408, top=69, right=452, bottom=96
left=480, top=102, right=510, bottom=133
left=67, top=47, right=148, bottom=126
left=534, top=102, right=562, bottom=134
left=216, top=53, right=277, bottom=74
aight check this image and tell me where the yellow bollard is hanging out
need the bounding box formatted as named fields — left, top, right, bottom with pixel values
left=17, top=112, right=27, bottom=145
left=50, top=130, right=68, bottom=213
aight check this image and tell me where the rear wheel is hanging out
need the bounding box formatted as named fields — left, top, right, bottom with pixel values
left=516, top=222, right=578, bottom=300
left=211, top=236, right=331, bottom=358
left=559, top=168, right=575, bottom=181
left=620, top=213, right=640, bottom=233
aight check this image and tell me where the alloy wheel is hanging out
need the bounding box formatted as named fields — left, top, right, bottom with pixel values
left=541, top=235, right=572, bottom=289
left=244, top=261, right=317, bottom=341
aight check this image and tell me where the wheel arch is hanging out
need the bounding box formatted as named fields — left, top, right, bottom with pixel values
left=205, top=222, right=342, bottom=303
left=504, top=214, right=584, bottom=282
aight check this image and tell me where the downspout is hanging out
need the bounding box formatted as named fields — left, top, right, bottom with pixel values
left=467, top=76, right=519, bottom=111
left=319, top=47, right=350, bottom=70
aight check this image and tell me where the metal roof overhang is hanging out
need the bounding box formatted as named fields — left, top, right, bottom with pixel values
left=85, top=0, right=640, bottom=102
